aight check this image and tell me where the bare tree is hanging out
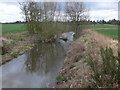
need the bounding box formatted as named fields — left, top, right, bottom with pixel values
left=43, top=2, right=58, bottom=22
left=20, top=1, right=89, bottom=38
left=20, top=1, right=44, bottom=33
left=65, top=2, right=89, bottom=31
left=19, top=1, right=29, bottom=23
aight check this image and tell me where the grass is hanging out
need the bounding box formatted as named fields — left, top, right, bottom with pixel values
left=2, top=23, right=118, bottom=40
left=84, top=24, right=118, bottom=40
left=85, top=24, right=118, bottom=28
left=93, top=29, right=118, bottom=40
left=2, top=23, right=27, bottom=33
left=1, top=23, right=71, bottom=34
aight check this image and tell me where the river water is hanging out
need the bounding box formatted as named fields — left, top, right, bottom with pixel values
left=1, top=32, right=74, bottom=88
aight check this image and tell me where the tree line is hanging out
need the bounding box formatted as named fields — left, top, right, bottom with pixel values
left=19, top=1, right=89, bottom=34
left=89, top=19, right=120, bottom=25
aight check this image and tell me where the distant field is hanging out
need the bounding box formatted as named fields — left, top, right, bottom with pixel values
left=88, top=24, right=118, bottom=40
left=1, top=24, right=119, bottom=40
left=86, top=24, right=118, bottom=28
left=2, top=23, right=27, bottom=33
left=93, top=29, right=118, bottom=40
left=82, top=24, right=118, bottom=39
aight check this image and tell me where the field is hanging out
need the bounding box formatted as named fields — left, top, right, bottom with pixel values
left=90, top=24, right=118, bottom=40
left=2, top=23, right=118, bottom=40
left=2, top=23, right=27, bottom=33
left=86, top=24, right=118, bottom=28
left=2, top=23, right=70, bottom=34
left=93, top=29, right=118, bottom=40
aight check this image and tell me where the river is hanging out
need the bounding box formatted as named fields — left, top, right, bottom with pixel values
left=1, top=32, right=74, bottom=88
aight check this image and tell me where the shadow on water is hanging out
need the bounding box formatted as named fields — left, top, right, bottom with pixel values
left=1, top=32, right=76, bottom=88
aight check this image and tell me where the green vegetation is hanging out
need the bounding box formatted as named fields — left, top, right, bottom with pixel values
left=2, top=23, right=118, bottom=40
left=11, top=47, right=29, bottom=58
left=56, top=74, right=64, bottom=81
left=11, top=52, right=19, bottom=58
left=85, top=47, right=119, bottom=88
left=2, top=23, right=27, bottom=33
left=85, top=24, right=118, bottom=28
left=36, top=22, right=71, bottom=41
left=84, top=24, right=118, bottom=40
left=94, top=29, right=118, bottom=40
left=2, top=45, right=32, bottom=64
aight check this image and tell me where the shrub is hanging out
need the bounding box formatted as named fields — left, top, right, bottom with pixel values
left=85, top=47, right=119, bottom=88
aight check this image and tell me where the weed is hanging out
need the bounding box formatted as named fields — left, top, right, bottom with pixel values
left=83, top=39, right=89, bottom=43
left=85, top=47, right=119, bottom=87
left=11, top=52, right=19, bottom=58
left=56, top=74, right=64, bottom=81
left=74, top=55, right=81, bottom=62
left=10, top=47, right=29, bottom=58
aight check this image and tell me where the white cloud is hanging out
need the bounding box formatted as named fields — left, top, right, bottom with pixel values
left=86, top=1, right=118, bottom=21
left=0, top=1, right=118, bottom=22
left=0, top=3, right=24, bottom=23
left=0, top=0, right=119, bottom=2
left=89, top=10, right=118, bottom=21
left=86, top=2, right=118, bottom=13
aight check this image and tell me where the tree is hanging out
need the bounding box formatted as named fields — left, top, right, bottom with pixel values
left=65, top=2, right=89, bottom=31
left=64, top=2, right=89, bottom=38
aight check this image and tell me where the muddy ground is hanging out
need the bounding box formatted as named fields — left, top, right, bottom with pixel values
left=55, top=29, right=118, bottom=88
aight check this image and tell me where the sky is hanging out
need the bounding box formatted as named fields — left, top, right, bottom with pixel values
left=0, top=0, right=119, bottom=23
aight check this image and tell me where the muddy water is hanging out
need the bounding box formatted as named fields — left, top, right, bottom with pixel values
left=1, top=32, right=74, bottom=88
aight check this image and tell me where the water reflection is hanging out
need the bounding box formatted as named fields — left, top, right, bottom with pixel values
left=2, top=42, right=66, bottom=88
left=2, top=32, right=74, bottom=88
left=25, top=42, right=65, bottom=75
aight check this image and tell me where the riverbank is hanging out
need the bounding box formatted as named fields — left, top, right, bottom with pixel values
left=1, top=31, right=69, bottom=65
left=55, top=29, right=118, bottom=88
left=1, top=32, right=37, bottom=65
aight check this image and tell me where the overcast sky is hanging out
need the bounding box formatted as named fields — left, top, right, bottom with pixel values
left=0, top=0, right=119, bottom=23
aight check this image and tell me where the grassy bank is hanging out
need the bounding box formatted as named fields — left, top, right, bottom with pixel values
left=55, top=29, right=118, bottom=88
left=1, top=32, right=36, bottom=65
